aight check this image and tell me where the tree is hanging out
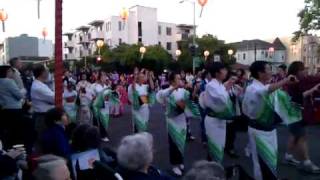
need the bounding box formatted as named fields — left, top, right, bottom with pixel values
left=177, top=34, right=236, bottom=71
left=141, top=45, right=172, bottom=74
left=293, top=0, right=320, bottom=41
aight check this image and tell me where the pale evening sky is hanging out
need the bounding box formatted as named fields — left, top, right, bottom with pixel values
left=0, top=0, right=304, bottom=43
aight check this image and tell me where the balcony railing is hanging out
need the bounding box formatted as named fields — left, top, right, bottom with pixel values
left=90, top=30, right=104, bottom=40
left=78, top=35, right=89, bottom=44
left=64, top=54, right=76, bottom=60
left=79, top=49, right=89, bottom=57
left=64, top=41, right=74, bottom=47
left=176, top=33, right=190, bottom=41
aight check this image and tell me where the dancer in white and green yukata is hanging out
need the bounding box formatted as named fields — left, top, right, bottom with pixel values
left=199, top=62, right=235, bottom=164
left=128, top=71, right=155, bottom=133
left=92, top=87, right=119, bottom=142
left=156, top=72, right=199, bottom=177
left=242, top=61, right=296, bottom=180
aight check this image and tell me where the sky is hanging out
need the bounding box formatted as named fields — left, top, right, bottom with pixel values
left=0, top=0, right=305, bottom=43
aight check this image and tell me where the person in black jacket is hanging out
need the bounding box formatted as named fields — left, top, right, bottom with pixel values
left=0, top=144, right=25, bottom=179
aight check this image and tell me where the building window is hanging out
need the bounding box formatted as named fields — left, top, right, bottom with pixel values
left=166, top=42, right=172, bottom=50
left=261, top=51, right=264, bottom=55
left=138, top=22, right=142, bottom=37
left=166, top=27, right=172, bottom=36
left=265, top=52, right=268, bottom=58
left=282, top=55, right=284, bottom=60
left=119, top=38, right=122, bottom=45
left=243, top=53, right=246, bottom=60
left=118, top=21, right=122, bottom=31
left=185, top=29, right=190, bottom=33
left=158, top=41, right=161, bottom=46
left=106, top=22, right=111, bottom=32
left=138, top=37, right=142, bottom=43
left=158, top=26, right=161, bottom=35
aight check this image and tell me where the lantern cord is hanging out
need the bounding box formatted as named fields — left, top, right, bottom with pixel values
left=1, top=22, right=5, bottom=32
left=122, top=21, right=126, bottom=30
left=199, top=7, right=204, bottom=17
left=38, top=0, right=41, bottom=19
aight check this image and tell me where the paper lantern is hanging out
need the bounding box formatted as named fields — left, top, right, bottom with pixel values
left=42, top=27, right=48, bottom=40
left=120, top=8, right=129, bottom=21
left=0, top=9, right=8, bottom=32
left=198, top=0, right=208, bottom=17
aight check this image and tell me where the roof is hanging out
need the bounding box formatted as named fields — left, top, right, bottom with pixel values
left=230, top=63, right=250, bottom=70
left=88, top=20, right=104, bottom=26
left=230, top=38, right=287, bottom=51
left=176, top=24, right=195, bottom=29
left=272, top=37, right=286, bottom=50
left=19, top=56, right=51, bottom=62
left=63, top=32, right=74, bottom=36
left=230, top=39, right=272, bottom=51
left=76, top=26, right=90, bottom=31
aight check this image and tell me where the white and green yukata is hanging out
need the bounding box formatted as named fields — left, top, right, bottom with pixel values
left=92, top=88, right=119, bottom=132
left=157, top=87, right=200, bottom=165
left=63, top=90, right=78, bottom=123
left=128, top=84, right=154, bottom=132
left=199, top=79, right=234, bottom=163
left=110, top=91, right=121, bottom=116
left=242, top=80, right=301, bottom=180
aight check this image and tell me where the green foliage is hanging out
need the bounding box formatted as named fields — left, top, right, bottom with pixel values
left=294, top=0, right=320, bottom=41
left=80, top=34, right=235, bottom=72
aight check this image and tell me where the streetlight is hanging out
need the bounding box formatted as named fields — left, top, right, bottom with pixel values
left=175, top=49, right=182, bottom=61
left=204, top=50, right=210, bottom=60
left=228, top=49, right=234, bottom=61
left=96, top=40, right=104, bottom=62
left=180, top=0, right=197, bottom=74
left=96, top=39, right=104, bottom=55
left=140, top=46, right=146, bottom=60
left=0, top=9, right=8, bottom=32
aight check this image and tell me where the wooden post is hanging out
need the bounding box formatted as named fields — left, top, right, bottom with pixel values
left=54, top=0, right=63, bottom=107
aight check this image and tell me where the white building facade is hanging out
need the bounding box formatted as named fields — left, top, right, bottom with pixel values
left=64, top=5, right=194, bottom=61
left=231, top=38, right=287, bottom=70
left=0, top=34, right=53, bottom=65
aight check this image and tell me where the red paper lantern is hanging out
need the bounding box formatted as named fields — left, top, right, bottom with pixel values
left=0, top=9, right=8, bottom=32
left=198, top=0, right=208, bottom=17
left=198, top=0, right=208, bottom=7
left=0, top=9, right=8, bottom=21
left=42, top=27, right=48, bottom=39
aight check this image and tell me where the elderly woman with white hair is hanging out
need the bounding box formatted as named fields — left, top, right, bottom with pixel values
left=33, top=154, right=71, bottom=180
left=117, top=132, right=173, bottom=180
left=184, top=160, right=225, bottom=180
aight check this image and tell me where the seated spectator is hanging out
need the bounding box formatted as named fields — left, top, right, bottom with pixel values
left=117, top=132, right=173, bottom=180
left=0, top=142, right=25, bottom=179
left=183, top=160, right=225, bottom=180
left=71, top=124, right=116, bottom=166
left=40, top=108, right=71, bottom=158
left=33, top=154, right=71, bottom=180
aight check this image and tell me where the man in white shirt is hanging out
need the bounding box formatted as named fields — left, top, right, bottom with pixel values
left=242, top=61, right=294, bottom=180
left=31, top=64, right=55, bottom=137
left=9, top=58, right=26, bottom=96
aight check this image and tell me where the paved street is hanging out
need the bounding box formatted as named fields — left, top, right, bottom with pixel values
left=105, top=104, right=320, bottom=180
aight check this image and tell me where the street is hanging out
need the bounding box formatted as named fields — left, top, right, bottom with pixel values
left=105, top=104, right=320, bottom=180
